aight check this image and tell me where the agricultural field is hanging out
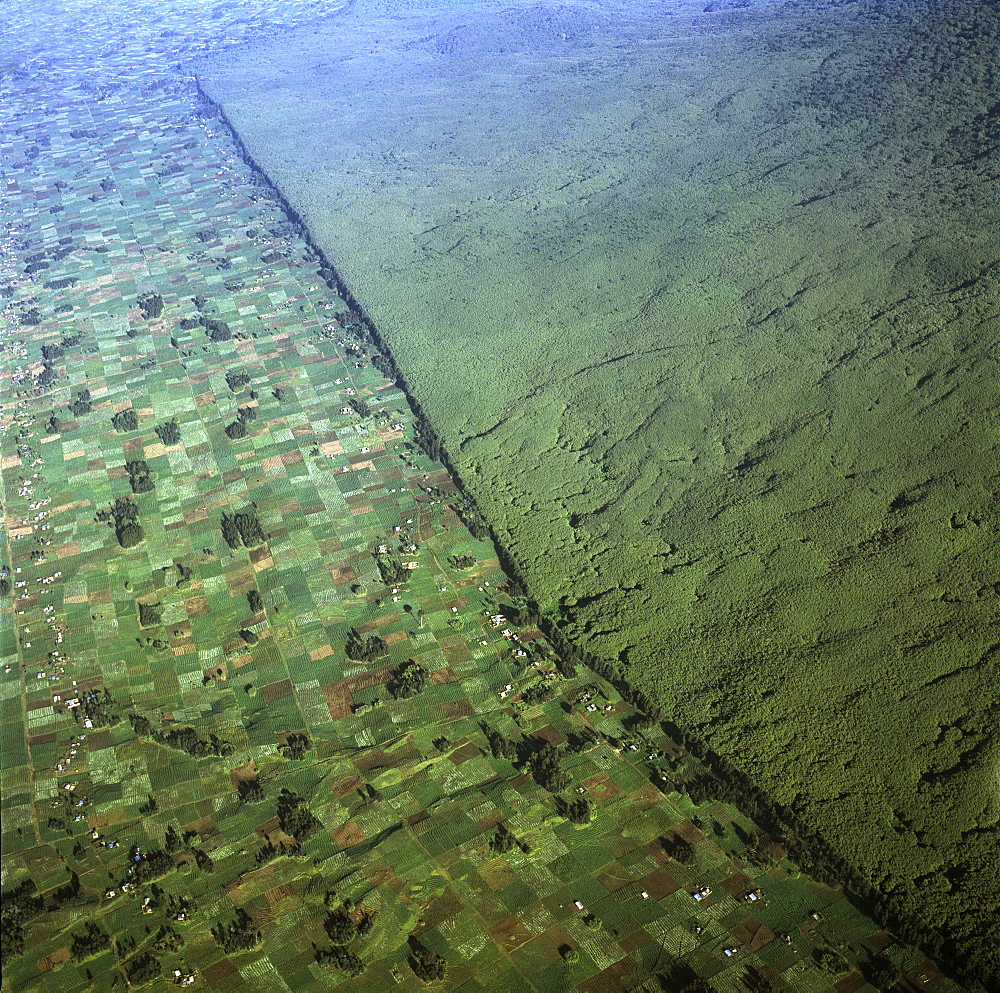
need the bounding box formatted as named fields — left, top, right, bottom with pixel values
left=195, top=0, right=1000, bottom=981
left=0, top=2, right=984, bottom=992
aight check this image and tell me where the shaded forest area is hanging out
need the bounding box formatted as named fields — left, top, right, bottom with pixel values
left=198, top=0, right=999, bottom=979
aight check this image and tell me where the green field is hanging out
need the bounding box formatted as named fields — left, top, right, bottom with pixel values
left=195, top=0, right=1000, bottom=980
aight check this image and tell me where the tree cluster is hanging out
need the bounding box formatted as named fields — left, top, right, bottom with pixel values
left=221, top=508, right=265, bottom=549
left=664, top=836, right=696, bottom=865
left=521, top=682, right=554, bottom=707
left=137, top=292, right=164, bottom=319
left=111, top=408, right=138, bottom=432
left=346, top=397, right=369, bottom=418
left=408, top=938, right=446, bottom=983
left=1, top=880, right=44, bottom=966
left=376, top=556, right=408, bottom=587
left=125, top=459, right=154, bottom=494
left=555, top=796, right=591, bottom=825
left=123, top=952, right=159, bottom=985
left=226, top=370, right=251, bottom=392
left=324, top=908, right=357, bottom=945
left=485, top=727, right=519, bottom=761
left=68, top=389, right=92, bottom=417
left=154, top=419, right=180, bottom=445
left=211, top=909, right=260, bottom=954
left=316, top=945, right=365, bottom=976
left=225, top=401, right=258, bottom=438
left=71, top=921, right=110, bottom=960
left=247, top=589, right=264, bottom=613
left=489, top=822, right=528, bottom=855
left=193, top=848, right=214, bottom=873
left=277, top=789, right=320, bottom=842
left=79, top=689, right=120, bottom=727
left=137, top=601, right=161, bottom=627
left=813, top=947, right=848, bottom=975
left=531, top=741, right=570, bottom=793
left=279, top=733, right=311, bottom=760
left=164, top=825, right=184, bottom=853
left=102, top=498, right=144, bottom=548
left=202, top=317, right=232, bottom=342
left=565, top=727, right=601, bottom=753
left=125, top=849, right=174, bottom=886
left=345, top=629, right=387, bottom=663
left=388, top=661, right=427, bottom=700
left=129, top=718, right=233, bottom=759
left=238, top=780, right=265, bottom=804
left=162, top=727, right=233, bottom=758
